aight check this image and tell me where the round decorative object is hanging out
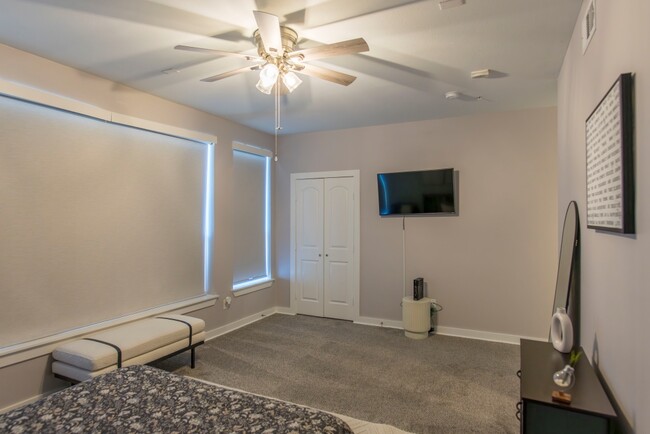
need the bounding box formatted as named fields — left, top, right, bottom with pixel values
left=553, top=364, right=575, bottom=388
left=551, top=307, right=573, bottom=353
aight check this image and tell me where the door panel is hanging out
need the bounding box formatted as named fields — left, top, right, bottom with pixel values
left=299, top=259, right=321, bottom=301
left=301, top=186, right=321, bottom=248
left=323, top=177, right=355, bottom=320
left=327, top=186, right=350, bottom=248
left=295, top=179, right=324, bottom=317
left=326, top=261, right=349, bottom=304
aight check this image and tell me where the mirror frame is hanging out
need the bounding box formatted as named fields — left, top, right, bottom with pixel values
left=550, top=201, right=580, bottom=346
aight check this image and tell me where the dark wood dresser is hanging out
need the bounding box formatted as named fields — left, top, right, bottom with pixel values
left=518, top=339, right=616, bottom=433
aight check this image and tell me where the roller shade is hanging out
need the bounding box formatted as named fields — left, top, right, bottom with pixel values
left=0, top=95, right=209, bottom=348
left=232, top=148, right=269, bottom=286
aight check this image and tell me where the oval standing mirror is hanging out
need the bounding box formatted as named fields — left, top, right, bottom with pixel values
left=550, top=201, right=580, bottom=345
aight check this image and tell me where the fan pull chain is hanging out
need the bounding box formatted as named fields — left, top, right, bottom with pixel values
left=274, top=79, right=281, bottom=162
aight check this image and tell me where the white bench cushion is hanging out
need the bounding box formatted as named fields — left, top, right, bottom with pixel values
left=52, top=315, right=205, bottom=371
left=52, top=331, right=206, bottom=382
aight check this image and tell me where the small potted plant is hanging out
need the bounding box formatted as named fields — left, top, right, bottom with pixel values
left=553, top=349, right=582, bottom=388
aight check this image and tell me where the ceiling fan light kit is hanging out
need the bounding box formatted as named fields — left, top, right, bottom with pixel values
left=173, top=9, right=369, bottom=161
left=174, top=10, right=368, bottom=94
left=252, top=25, right=306, bottom=94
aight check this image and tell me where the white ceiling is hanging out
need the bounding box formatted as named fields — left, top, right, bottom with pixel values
left=0, top=0, right=582, bottom=135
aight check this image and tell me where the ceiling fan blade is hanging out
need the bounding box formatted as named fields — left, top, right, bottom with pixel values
left=295, top=64, right=357, bottom=86
left=289, top=38, right=369, bottom=62
left=175, top=45, right=261, bottom=61
left=255, top=0, right=305, bottom=20
left=253, top=10, right=284, bottom=56
left=200, top=65, right=263, bottom=83
left=296, top=0, right=425, bottom=28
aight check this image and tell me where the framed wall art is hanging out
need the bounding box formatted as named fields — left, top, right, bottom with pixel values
left=585, top=72, right=635, bottom=234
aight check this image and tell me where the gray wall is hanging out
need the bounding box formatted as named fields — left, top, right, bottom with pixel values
left=558, top=0, right=650, bottom=431
left=275, top=107, right=558, bottom=339
left=0, top=43, right=275, bottom=409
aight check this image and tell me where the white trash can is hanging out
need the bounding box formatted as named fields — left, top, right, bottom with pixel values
left=402, top=296, right=432, bottom=339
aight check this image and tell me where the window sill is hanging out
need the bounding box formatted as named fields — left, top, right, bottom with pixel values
left=232, top=278, right=274, bottom=297
left=0, top=294, right=218, bottom=368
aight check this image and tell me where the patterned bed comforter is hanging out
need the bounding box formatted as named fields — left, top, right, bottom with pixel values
left=0, top=365, right=352, bottom=433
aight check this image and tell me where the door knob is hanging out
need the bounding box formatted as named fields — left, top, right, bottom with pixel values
left=318, top=254, right=322, bottom=257
left=326, top=254, right=329, bottom=257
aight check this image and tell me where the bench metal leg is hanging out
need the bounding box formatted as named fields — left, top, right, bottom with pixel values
left=191, top=347, right=196, bottom=369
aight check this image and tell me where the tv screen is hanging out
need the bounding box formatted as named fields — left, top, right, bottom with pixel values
left=377, top=168, right=456, bottom=216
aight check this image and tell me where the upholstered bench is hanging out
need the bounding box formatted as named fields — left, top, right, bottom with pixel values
left=52, top=314, right=205, bottom=383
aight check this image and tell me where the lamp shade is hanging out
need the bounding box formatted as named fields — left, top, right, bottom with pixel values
left=282, top=71, right=302, bottom=93
left=256, top=64, right=279, bottom=94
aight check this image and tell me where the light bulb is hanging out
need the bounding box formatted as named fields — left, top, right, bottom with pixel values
left=256, top=63, right=279, bottom=94
left=281, top=71, right=302, bottom=93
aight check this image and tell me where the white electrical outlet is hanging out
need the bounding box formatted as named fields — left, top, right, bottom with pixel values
left=223, top=296, right=232, bottom=309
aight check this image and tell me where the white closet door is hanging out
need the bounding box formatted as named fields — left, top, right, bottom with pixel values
left=295, top=179, right=324, bottom=316
left=323, top=177, right=355, bottom=320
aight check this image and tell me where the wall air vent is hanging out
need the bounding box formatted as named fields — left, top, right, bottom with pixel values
left=582, top=0, right=596, bottom=54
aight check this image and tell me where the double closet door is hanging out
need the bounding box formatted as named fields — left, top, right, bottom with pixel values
left=294, top=175, right=357, bottom=321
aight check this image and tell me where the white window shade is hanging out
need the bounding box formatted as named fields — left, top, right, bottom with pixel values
left=0, top=95, right=210, bottom=348
left=232, top=146, right=270, bottom=287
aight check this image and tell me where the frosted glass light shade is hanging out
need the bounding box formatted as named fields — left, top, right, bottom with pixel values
left=282, top=71, right=302, bottom=93
left=256, top=64, right=279, bottom=94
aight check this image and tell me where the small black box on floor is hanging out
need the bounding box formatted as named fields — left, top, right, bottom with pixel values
left=413, top=277, right=424, bottom=300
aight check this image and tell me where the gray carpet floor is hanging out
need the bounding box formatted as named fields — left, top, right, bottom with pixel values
left=153, top=314, right=520, bottom=434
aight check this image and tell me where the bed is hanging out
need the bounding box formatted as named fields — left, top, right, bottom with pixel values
left=0, top=365, right=410, bottom=433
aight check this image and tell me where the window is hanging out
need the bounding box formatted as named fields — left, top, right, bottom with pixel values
left=0, top=92, right=215, bottom=351
left=232, top=142, right=272, bottom=295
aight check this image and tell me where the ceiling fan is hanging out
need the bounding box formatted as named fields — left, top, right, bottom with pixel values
left=174, top=10, right=369, bottom=94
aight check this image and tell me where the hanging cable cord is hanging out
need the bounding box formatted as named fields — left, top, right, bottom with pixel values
left=402, top=216, right=444, bottom=313
left=402, top=216, right=406, bottom=299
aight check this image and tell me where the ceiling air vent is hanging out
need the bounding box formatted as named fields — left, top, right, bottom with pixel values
left=582, top=0, right=596, bottom=54
left=438, top=0, right=465, bottom=10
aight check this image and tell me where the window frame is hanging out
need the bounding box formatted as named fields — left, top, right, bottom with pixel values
left=0, top=78, right=218, bottom=365
left=231, top=141, right=274, bottom=296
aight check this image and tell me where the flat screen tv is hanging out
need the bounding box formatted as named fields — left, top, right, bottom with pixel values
left=377, top=168, right=456, bottom=216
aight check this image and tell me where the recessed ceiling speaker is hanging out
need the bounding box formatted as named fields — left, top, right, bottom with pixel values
left=439, top=0, right=466, bottom=10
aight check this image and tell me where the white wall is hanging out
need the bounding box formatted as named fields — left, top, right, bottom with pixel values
left=0, top=43, right=275, bottom=409
left=275, top=107, right=558, bottom=339
left=558, top=0, right=650, bottom=431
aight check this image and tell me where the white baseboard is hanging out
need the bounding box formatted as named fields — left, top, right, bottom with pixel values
left=436, top=326, right=536, bottom=345
left=204, top=307, right=277, bottom=342
left=203, top=305, right=545, bottom=346
left=0, top=386, right=66, bottom=414
left=354, top=316, right=403, bottom=330
left=204, top=307, right=298, bottom=342
left=274, top=307, right=295, bottom=315
left=353, top=316, right=544, bottom=345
